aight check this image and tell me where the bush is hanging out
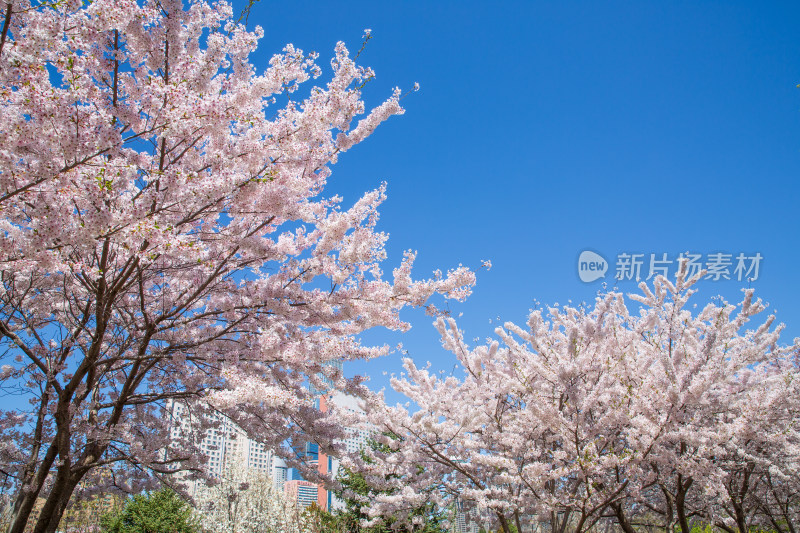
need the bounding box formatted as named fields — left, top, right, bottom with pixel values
left=100, top=489, right=199, bottom=533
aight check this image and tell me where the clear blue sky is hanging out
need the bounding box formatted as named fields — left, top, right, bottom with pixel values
left=244, top=1, right=800, bottom=400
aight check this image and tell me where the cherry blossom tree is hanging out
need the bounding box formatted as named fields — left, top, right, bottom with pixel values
left=353, top=266, right=799, bottom=533
left=0, top=1, right=479, bottom=532
left=193, top=462, right=303, bottom=533
left=701, top=355, right=800, bottom=533
left=626, top=274, right=797, bottom=533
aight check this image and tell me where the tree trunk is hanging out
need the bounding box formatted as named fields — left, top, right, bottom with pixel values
left=729, top=464, right=753, bottom=533
left=660, top=484, right=675, bottom=533
left=6, top=443, right=59, bottom=533
left=6, top=491, right=40, bottom=533
left=497, top=512, right=513, bottom=533
left=574, top=511, right=589, bottom=533
left=29, top=461, right=85, bottom=533
left=732, top=499, right=748, bottom=533
left=675, top=475, right=694, bottom=533
left=611, top=502, right=637, bottom=533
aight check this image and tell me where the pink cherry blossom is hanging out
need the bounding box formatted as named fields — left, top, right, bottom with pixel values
left=353, top=264, right=800, bottom=533
left=0, top=1, right=478, bottom=532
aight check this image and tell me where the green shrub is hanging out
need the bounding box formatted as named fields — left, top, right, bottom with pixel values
left=100, top=488, right=199, bottom=533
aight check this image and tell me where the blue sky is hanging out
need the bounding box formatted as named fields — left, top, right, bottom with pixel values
left=244, top=1, right=800, bottom=399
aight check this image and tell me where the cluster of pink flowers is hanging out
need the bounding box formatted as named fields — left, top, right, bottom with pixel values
left=351, top=265, right=800, bottom=533
left=0, top=1, right=473, bottom=532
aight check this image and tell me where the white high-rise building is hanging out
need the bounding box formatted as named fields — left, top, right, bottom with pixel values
left=329, top=392, right=371, bottom=455
left=166, top=401, right=286, bottom=494
left=166, top=384, right=372, bottom=509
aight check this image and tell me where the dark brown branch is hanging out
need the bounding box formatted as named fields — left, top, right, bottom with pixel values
left=112, top=29, right=119, bottom=108
left=0, top=1, right=12, bottom=61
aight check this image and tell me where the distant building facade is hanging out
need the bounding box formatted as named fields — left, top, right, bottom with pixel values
left=166, top=401, right=287, bottom=495
left=286, top=391, right=371, bottom=511
left=284, top=480, right=319, bottom=509
left=166, top=382, right=371, bottom=510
